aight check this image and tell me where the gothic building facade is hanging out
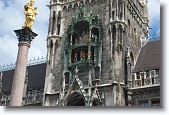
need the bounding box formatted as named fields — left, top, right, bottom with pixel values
left=43, top=0, right=150, bottom=106
left=0, top=0, right=160, bottom=107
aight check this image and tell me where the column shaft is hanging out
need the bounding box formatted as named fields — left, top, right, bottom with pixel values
left=110, top=28, right=113, bottom=58
left=110, top=0, right=113, bottom=22
left=49, top=17, right=53, bottom=36
left=10, top=42, right=30, bottom=106
left=122, top=1, right=125, bottom=21
left=116, top=0, right=119, bottom=20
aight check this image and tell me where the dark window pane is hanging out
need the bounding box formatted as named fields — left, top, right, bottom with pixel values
left=139, top=101, right=149, bottom=107
left=151, top=100, right=160, bottom=106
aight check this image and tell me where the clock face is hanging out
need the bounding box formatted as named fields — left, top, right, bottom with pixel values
left=139, top=0, right=146, bottom=6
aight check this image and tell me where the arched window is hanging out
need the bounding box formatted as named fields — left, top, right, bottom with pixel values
left=112, top=2, right=115, bottom=20
left=128, top=20, right=131, bottom=38
left=50, top=40, right=53, bottom=50
left=51, top=11, right=56, bottom=35
left=134, top=28, right=137, bottom=46
left=109, top=1, right=111, bottom=20
left=63, top=6, right=67, bottom=11
left=67, top=92, right=85, bottom=106
left=130, top=52, right=134, bottom=73
left=57, top=12, right=61, bottom=35
left=64, top=72, right=70, bottom=85
left=74, top=3, right=78, bottom=8
left=112, top=26, right=116, bottom=57
left=118, top=1, right=122, bottom=20
left=112, top=10, right=115, bottom=20
left=85, top=0, right=89, bottom=5
left=49, top=40, right=54, bottom=64
left=80, top=1, right=84, bottom=6
left=68, top=4, right=72, bottom=10
left=118, top=25, right=123, bottom=43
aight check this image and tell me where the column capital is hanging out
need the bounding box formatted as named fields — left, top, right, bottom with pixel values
left=14, top=27, right=38, bottom=44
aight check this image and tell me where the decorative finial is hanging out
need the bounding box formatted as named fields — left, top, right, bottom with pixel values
left=22, top=0, right=38, bottom=30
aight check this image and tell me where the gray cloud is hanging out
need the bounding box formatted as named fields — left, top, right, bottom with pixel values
left=0, top=0, right=49, bottom=66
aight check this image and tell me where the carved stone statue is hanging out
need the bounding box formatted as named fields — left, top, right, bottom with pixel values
left=22, top=0, right=37, bottom=30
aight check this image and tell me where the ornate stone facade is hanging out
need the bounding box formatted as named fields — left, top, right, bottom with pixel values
left=43, top=0, right=149, bottom=106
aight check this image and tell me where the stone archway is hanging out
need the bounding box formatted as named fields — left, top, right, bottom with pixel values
left=92, top=98, right=101, bottom=106
left=66, top=92, right=85, bottom=106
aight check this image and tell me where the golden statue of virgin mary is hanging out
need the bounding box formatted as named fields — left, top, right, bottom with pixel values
left=22, top=0, right=37, bottom=30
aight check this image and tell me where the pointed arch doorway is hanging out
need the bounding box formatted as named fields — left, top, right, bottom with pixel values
left=66, top=92, right=85, bottom=106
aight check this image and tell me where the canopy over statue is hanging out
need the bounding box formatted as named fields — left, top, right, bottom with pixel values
left=22, top=0, right=37, bottom=30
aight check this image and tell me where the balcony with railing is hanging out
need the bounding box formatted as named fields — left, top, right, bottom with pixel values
left=0, top=88, right=44, bottom=106
left=24, top=89, right=43, bottom=105
left=132, top=70, right=160, bottom=88
left=0, top=56, right=46, bottom=72
left=0, top=94, right=10, bottom=106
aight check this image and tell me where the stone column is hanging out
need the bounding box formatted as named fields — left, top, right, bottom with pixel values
left=88, top=28, right=92, bottom=59
left=122, top=1, right=125, bottom=21
left=22, top=68, right=28, bottom=105
left=88, top=45, right=91, bottom=59
left=114, top=26, right=118, bottom=82
left=49, top=16, right=53, bottom=36
left=126, top=47, right=131, bottom=86
left=109, top=0, right=113, bottom=22
left=116, top=0, right=119, bottom=20
left=69, top=34, right=72, bottom=65
left=51, top=40, right=55, bottom=71
left=69, top=49, right=72, bottom=65
left=70, top=33, right=73, bottom=45
left=10, top=27, right=37, bottom=106
left=110, top=27, right=113, bottom=59
left=47, top=42, right=50, bottom=63
left=88, top=69, right=92, bottom=106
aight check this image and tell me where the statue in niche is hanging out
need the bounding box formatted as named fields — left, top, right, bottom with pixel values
left=74, top=53, right=77, bottom=61
left=22, top=0, right=37, bottom=30
left=80, top=50, right=83, bottom=60
left=75, top=38, right=78, bottom=44
left=83, top=51, right=86, bottom=59
left=91, top=34, right=95, bottom=42
left=82, top=31, right=85, bottom=36
left=80, top=12, right=84, bottom=18
left=95, top=15, right=100, bottom=24
left=95, top=35, right=98, bottom=42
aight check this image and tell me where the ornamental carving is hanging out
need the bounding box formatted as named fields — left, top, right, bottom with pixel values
left=14, top=27, right=38, bottom=44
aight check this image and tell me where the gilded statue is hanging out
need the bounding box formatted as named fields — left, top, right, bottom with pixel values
left=22, top=0, right=37, bottom=30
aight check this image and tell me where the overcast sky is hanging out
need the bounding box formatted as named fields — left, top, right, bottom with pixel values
left=0, top=0, right=160, bottom=66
